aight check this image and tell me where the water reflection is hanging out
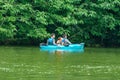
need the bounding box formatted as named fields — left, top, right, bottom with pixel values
left=40, top=49, right=84, bottom=54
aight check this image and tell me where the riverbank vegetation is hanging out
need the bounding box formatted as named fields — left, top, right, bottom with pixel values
left=0, top=0, right=120, bottom=47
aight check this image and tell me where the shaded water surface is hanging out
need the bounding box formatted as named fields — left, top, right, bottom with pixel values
left=0, top=46, right=120, bottom=80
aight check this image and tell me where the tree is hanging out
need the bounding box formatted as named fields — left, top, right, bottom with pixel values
left=0, top=0, right=120, bottom=47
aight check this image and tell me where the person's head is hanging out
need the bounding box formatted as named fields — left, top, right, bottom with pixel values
left=58, top=37, right=62, bottom=40
left=51, top=33, right=55, bottom=38
left=63, top=34, right=67, bottom=38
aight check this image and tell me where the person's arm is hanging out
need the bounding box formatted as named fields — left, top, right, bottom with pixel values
left=53, top=39, right=56, bottom=45
left=46, top=39, right=48, bottom=45
left=66, top=39, right=72, bottom=44
left=56, top=40, right=58, bottom=44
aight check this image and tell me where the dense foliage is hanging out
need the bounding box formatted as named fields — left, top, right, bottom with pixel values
left=0, top=0, right=120, bottom=47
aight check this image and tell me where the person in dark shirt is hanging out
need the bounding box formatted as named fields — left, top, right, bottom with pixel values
left=47, top=33, right=56, bottom=45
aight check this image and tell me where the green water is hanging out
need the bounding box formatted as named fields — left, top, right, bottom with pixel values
left=0, top=46, right=120, bottom=80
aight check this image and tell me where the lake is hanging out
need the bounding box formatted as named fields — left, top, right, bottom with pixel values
left=0, top=46, right=120, bottom=80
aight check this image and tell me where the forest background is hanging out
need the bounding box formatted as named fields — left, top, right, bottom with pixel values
left=0, top=0, right=120, bottom=47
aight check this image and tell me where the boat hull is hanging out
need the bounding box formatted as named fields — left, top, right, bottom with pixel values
left=40, top=43, right=85, bottom=52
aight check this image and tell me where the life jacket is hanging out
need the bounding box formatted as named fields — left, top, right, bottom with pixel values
left=47, top=38, right=54, bottom=45
left=62, top=38, right=65, bottom=43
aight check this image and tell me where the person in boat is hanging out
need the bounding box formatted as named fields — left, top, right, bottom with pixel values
left=47, top=33, right=56, bottom=45
left=56, top=37, right=63, bottom=45
left=62, top=34, right=72, bottom=46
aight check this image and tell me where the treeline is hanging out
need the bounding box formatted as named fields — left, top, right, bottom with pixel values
left=0, top=0, right=120, bottom=47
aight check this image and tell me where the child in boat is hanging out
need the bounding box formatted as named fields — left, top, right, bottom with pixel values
left=56, top=37, right=63, bottom=45
left=47, top=33, right=56, bottom=45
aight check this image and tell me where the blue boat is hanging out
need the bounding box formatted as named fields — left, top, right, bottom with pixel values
left=40, top=43, right=85, bottom=52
